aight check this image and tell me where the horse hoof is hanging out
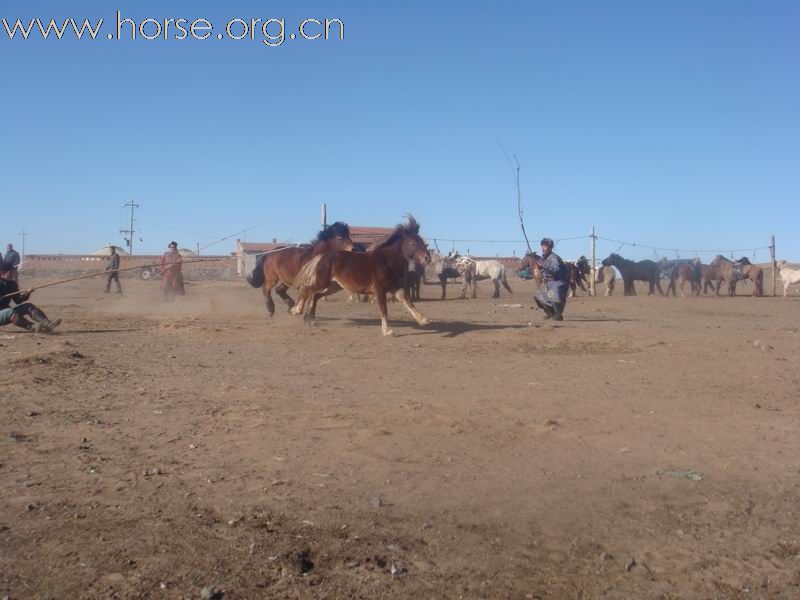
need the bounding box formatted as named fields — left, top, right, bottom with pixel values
left=382, top=329, right=395, bottom=337
left=419, top=318, right=431, bottom=326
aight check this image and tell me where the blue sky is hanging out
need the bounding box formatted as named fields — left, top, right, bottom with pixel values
left=1, top=1, right=798, bottom=261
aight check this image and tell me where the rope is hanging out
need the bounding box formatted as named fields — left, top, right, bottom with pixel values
left=597, top=236, right=770, bottom=257
left=2, top=256, right=226, bottom=300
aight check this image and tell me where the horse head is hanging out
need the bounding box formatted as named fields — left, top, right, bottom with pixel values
left=376, top=215, right=430, bottom=265
left=317, top=221, right=355, bottom=251
left=737, top=257, right=752, bottom=266
left=601, top=253, right=620, bottom=267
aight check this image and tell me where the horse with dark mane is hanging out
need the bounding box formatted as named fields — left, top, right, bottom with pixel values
left=246, top=222, right=354, bottom=316
left=710, top=255, right=763, bottom=296
left=660, top=258, right=701, bottom=297
left=295, top=215, right=432, bottom=336
left=601, top=254, right=665, bottom=296
left=567, top=256, right=591, bottom=297
left=430, top=251, right=463, bottom=299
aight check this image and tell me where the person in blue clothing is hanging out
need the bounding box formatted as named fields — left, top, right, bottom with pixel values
left=533, top=237, right=569, bottom=321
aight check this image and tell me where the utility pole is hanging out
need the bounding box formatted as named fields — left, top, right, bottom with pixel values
left=321, top=203, right=327, bottom=229
left=590, top=225, right=597, bottom=297
left=119, top=199, right=139, bottom=255
left=770, top=234, right=776, bottom=297
left=18, top=228, right=29, bottom=262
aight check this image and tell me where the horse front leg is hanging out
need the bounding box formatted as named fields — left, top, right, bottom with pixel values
left=439, top=275, right=447, bottom=300
left=396, top=288, right=430, bottom=326
left=303, top=292, right=323, bottom=324
left=375, top=286, right=394, bottom=336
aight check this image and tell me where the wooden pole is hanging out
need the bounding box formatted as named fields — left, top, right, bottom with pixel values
left=590, top=225, right=597, bottom=296
left=771, top=234, right=776, bottom=297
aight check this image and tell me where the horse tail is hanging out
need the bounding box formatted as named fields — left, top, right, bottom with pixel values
left=501, top=268, right=513, bottom=294
left=246, top=254, right=266, bottom=288
left=295, top=255, right=324, bottom=293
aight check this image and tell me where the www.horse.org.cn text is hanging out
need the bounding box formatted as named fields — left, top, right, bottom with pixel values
left=1, top=12, right=345, bottom=47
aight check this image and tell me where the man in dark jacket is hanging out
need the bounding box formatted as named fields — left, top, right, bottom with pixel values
left=105, top=246, right=122, bottom=294
left=0, top=262, right=62, bottom=333
left=4, top=244, right=20, bottom=282
left=533, top=237, right=570, bottom=321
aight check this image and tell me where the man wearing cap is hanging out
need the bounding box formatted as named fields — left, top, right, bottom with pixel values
left=104, top=246, right=123, bottom=294
left=4, top=244, right=20, bottom=282
left=533, top=237, right=569, bottom=321
left=0, top=262, right=62, bottom=333
left=160, top=242, right=185, bottom=301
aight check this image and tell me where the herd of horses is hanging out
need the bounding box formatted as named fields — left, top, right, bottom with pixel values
left=246, top=217, right=786, bottom=335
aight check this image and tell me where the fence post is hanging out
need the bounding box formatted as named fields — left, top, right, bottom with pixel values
left=590, top=226, right=597, bottom=296
left=770, top=234, right=776, bottom=297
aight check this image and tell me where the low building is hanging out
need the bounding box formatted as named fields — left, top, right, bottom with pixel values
left=235, top=239, right=291, bottom=278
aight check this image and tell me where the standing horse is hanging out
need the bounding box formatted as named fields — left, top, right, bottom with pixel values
left=660, top=258, right=702, bottom=297
left=430, top=251, right=463, bottom=299
left=453, top=257, right=513, bottom=299
left=710, top=255, right=764, bottom=297
left=601, top=254, right=665, bottom=296
left=776, top=260, right=800, bottom=297
left=246, top=222, right=354, bottom=316
left=519, top=254, right=544, bottom=288
left=567, top=256, right=591, bottom=297
left=594, top=265, right=616, bottom=296
left=295, top=216, right=431, bottom=336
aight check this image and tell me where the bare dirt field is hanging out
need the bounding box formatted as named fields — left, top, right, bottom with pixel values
left=2, top=276, right=799, bottom=599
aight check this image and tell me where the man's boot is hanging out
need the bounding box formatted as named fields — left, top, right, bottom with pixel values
left=29, top=307, right=62, bottom=333
left=10, top=314, right=35, bottom=332
left=552, top=303, right=564, bottom=321
left=534, top=296, right=554, bottom=319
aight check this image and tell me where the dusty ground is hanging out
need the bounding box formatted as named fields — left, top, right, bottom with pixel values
left=1, top=275, right=799, bottom=599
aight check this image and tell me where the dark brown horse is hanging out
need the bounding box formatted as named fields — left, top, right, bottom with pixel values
left=295, top=215, right=432, bottom=336
left=601, top=254, right=665, bottom=296
left=246, top=222, right=354, bottom=316
left=430, top=251, right=463, bottom=299
left=660, top=259, right=702, bottom=297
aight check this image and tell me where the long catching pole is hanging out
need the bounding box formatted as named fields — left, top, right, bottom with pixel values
left=590, top=225, right=597, bottom=296
left=497, top=141, right=532, bottom=255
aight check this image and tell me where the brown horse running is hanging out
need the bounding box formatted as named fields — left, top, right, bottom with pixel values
left=295, top=216, right=431, bottom=336
left=601, top=254, right=665, bottom=296
left=710, top=255, right=764, bottom=296
left=246, top=222, right=354, bottom=316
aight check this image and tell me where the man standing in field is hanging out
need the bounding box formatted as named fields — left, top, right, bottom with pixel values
left=533, top=237, right=569, bottom=321
left=4, top=243, right=20, bottom=282
left=0, top=262, right=62, bottom=333
left=160, top=241, right=185, bottom=301
left=104, top=246, right=123, bottom=294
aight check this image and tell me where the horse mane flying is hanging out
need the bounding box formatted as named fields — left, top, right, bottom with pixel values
left=315, top=221, right=350, bottom=242
left=371, top=215, right=421, bottom=251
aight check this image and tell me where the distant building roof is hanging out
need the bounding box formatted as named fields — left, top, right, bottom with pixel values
left=350, top=226, right=395, bottom=246
left=237, top=241, right=290, bottom=254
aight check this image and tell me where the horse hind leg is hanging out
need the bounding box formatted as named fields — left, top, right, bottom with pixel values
left=262, top=286, right=276, bottom=317
left=375, top=287, right=394, bottom=336
left=274, top=283, right=296, bottom=312
left=492, top=279, right=500, bottom=299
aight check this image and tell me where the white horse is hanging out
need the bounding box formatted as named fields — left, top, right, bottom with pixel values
left=594, top=265, right=617, bottom=296
left=454, top=257, right=513, bottom=299
left=776, top=260, right=800, bottom=297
